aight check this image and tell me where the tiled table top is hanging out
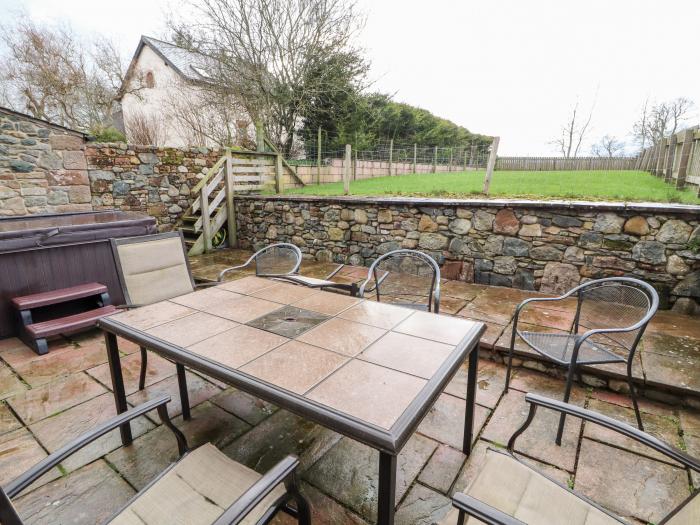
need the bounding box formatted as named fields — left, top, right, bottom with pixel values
left=105, top=276, right=483, bottom=438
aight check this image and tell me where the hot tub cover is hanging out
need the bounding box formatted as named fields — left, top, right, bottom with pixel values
left=0, top=211, right=157, bottom=253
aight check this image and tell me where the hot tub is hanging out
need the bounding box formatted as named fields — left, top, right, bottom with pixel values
left=0, top=211, right=156, bottom=338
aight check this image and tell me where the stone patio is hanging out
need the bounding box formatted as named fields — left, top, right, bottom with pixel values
left=0, top=248, right=698, bottom=524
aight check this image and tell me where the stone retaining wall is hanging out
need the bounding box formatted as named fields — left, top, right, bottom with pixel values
left=233, top=195, right=700, bottom=313
left=0, top=108, right=92, bottom=216
left=85, top=143, right=222, bottom=227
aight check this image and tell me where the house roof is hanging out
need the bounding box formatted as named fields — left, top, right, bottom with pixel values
left=0, top=106, right=87, bottom=137
left=118, top=35, right=216, bottom=99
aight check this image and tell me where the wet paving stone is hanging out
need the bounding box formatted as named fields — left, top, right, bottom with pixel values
left=646, top=310, right=700, bottom=340
left=0, top=361, right=26, bottom=400
left=417, top=444, right=466, bottom=494
left=680, top=406, right=700, bottom=437
left=0, top=427, right=61, bottom=488
left=518, top=306, right=576, bottom=331
left=439, top=280, right=487, bottom=302
left=583, top=398, right=682, bottom=465
left=29, top=392, right=154, bottom=473
left=444, top=359, right=506, bottom=409
left=575, top=438, right=689, bottom=524
left=127, top=371, right=222, bottom=420
left=86, top=350, right=176, bottom=394
left=0, top=401, right=21, bottom=435
left=300, top=482, right=369, bottom=525
left=394, top=483, right=451, bottom=525
left=683, top=433, right=700, bottom=488
left=14, top=460, right=135, bottom=525
left=8, top=373, right=106, bottom=425
left=106, top=401, right=250, bottom=490
left=642, top=348, right=700, bottom=394
left=457, top=304, right=513, bottom=327
left=304, top=434, right=438, bottom=522
left=480, top=389, right=581, bottom=471
left=223, top=409, right=342, bottom=473
left=417, top=393, right=490, bottom=449
left=210, top=387, right=278, bottom=425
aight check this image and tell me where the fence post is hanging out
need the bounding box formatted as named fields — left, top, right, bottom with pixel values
left=482, top=136, right=500, bottom=195
left=655, top=138, right=666, bottom=178
left=675, top=129, right=693, bottom=190
left=316, top=126, right=322, bottom=185
left=200, top=182, right=212, bottom=253
left=449, top=148, right=453, bottom=172
left=463, top=149, right=467, bottom=171
left=275, top=153, right=283, bottom=194
left=433, top=146, right=437, bottom=173
left=664, top=134, right=677, bottom=183
left=470, top=145, right=476, bottom=167
left=413, top=144, right=417, bottom=173
left=388, top=139, right=393, bottom=176
left=255, top=121, right=265, bottom=152
left=353, top=149, right=358, bottom=181
left=343, top=144, right=351, bottom=195
left=224, top=149, right=237, bottom=248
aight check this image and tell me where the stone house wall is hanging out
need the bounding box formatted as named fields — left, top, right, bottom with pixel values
left=0, top=108, right=92, bottom=216
left=233, top=195, right=700, bottom=312
left=85, top=143, right=222, bottom=228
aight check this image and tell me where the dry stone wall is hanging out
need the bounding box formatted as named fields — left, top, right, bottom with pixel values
left=0, top=108, right=92, bottom=216
left=233, top=195, right=700, bottom=313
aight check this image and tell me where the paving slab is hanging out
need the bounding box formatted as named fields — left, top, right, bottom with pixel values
left=14, top=460, right=135, bottom=525
left=394, top=483, right=452, bottom=525
left=223, top=409, right=342, bottom=473
left=29, top=392, right=154, bottom=473
left=0, top=361, right=26, bottom=400
left=0, top=401, right=21, bottom=435
left=643, top=348, right=700, bottom=395
left=417, top=444, right=466, bottom=494
left=127, top=371, right=222, bottom=420
left=8, top=372, right=106, bottom=425
left=417, top=393, right=490, bottom=449
left=304, top=434, right=438, bottom=522
left=0, top=427, right=62, bottom=489
left=575, top=438, right=690, bottom=524
left=300, top=482, right=369, bottom=525
left=444, top=359, right=506, bottom=410
left=210, top=387, right=278, bottom=425
left=684, top=433, right=700, bottom=488
left=480, top=389, right=581, bottom=471
left=106, top=401, right=250, bottom=490
left=86, top=350, right=176, bottom=394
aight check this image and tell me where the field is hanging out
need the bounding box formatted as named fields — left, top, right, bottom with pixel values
left=286, top=170, right=700, bottom=204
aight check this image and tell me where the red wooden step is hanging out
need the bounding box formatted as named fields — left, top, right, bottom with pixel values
left=12, top=283, right=108, bottom=310
left=26, top=305, right=117, bottom=339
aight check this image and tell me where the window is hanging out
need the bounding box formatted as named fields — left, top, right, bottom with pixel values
left=145, top=71, right=155, bottom=88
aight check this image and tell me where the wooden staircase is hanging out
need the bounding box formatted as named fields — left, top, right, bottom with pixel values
left=178, top=148, right=304, bottom=255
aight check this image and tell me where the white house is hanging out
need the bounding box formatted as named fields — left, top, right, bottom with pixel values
left=115, top=36, right=253, bottom=148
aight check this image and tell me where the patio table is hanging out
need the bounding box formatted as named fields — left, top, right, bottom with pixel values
left=98, top=276, right=485, bottom=525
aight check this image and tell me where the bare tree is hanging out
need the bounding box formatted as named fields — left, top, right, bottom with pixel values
left=0, top=17, right=144, bottom=132
left=168, top=0, right=367, bottom=154
left=551, top=100, right=594, bottom=157
left=591, top=135, right=625, bottom=157
left=632, top=97, right=695, bottom=148
left=124, top=109, right=165, bottom=146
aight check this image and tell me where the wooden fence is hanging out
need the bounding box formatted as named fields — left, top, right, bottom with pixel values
left=636, top=126, right=700, bottom=194
left=495, top=156, right=639, bottom=171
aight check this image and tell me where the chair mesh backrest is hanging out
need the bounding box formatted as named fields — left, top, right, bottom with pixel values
left=254, top=244, right=301, bottom=276
left=115, top=234, right=194, bottom=306
left=575, top=281, right=653, bottom=350
left=372, top=251, right=438, bottom=308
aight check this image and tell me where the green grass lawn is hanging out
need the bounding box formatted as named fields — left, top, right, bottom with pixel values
left=286, top=170, right=700, bottom=204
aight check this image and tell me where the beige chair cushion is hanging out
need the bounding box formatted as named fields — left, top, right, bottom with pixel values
left=667, top=491, right=700, bottom=525
left=442, top=449, right=621, bottom=525
left=117, top=236, right=194, bottom=305
left=108, top=443, right=285, bottom=525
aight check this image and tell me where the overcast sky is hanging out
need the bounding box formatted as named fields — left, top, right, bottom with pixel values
left=2, top=0, right=699, bottom=155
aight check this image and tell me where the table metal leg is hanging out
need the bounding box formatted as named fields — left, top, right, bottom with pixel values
left=462, top=345, right=479, bottom=455
left=105, top=332, right=132, bottom=445
left=377, top=452, right=397, bottom=525
left=176, top=363, right=191, bottom=420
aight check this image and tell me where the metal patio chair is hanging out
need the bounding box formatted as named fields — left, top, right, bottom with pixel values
left=217, top=243, right=302, bottom=281
left=110, top=231, right=215, bottom=407
left=0, top=395, right=311, bottom=525
left=358, top=249, right=441, bottom=313
left=504, top=277, right=659, bottom=442
left=444, top=393, right=699, bottom=525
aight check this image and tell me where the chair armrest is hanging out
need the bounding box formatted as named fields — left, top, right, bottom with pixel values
left=515, top=394, right=700, bottom=472
left=5, top=395, right=173, bottom=498
left=212, top=456, right=300, bottom=525
left=217, top=264, right=248, bottom=282
left=452, top=493, right=527, bottom=525
left=433, top=280, right=441, bottom=314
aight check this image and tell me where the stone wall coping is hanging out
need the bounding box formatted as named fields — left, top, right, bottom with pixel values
left=234, top=193, right=700, bottom=215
